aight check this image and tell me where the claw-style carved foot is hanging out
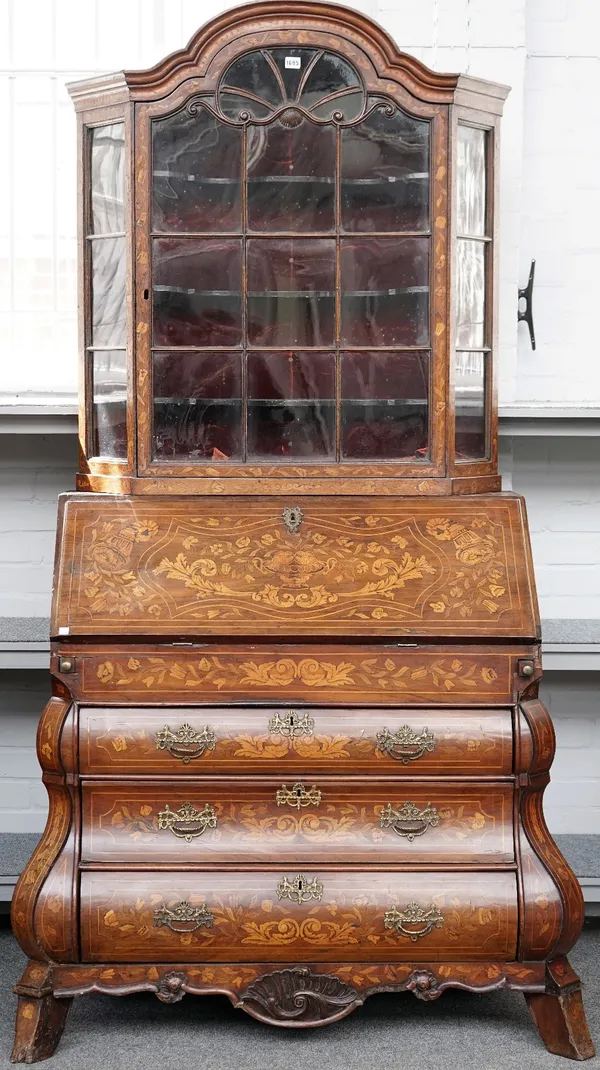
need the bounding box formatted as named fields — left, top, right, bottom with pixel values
left=11, top=963, right=72, bottom=1064
left=525, top=957, right=595, bottom=1061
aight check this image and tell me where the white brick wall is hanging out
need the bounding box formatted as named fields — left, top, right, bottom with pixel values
left=0, top=672, right=49, bottom=833
left=0, top=436, right=75, bottom=617
left=518, top=0, right=600, bottom=403
left=541, top=673, right=600, bottom=834
left=511, top=438, right=600, bottom=619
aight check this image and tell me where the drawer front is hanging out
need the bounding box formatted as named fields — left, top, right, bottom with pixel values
left=80, top=870, right=518, bottom=963
left=81, top=781, right=515, bottom=865
left=67, top=646, right=522, bottom=705
left=80, top=707, right=513, bottom=776
left=53, top=494, right=536, bottom=638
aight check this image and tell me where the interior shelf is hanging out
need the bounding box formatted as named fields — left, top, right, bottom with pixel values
left=153, top=287, right=429, bottom=297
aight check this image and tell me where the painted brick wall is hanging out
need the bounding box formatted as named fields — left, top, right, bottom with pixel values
left=0, top=436, right=76, bottom=617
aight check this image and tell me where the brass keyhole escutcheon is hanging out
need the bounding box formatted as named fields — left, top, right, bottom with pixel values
left=276, top=782, right=322, bottom=809
left=276, top=874, right=324, bottom=904
left=268, top=710, right=314, bottom=738
left=282, top=505, right=303, bottom=534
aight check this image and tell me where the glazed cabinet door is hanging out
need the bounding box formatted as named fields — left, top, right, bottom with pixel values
left=135, top=45, right=449, bottom=481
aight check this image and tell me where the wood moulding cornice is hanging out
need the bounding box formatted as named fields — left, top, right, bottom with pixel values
left=68, top=1, right=474, bottom=109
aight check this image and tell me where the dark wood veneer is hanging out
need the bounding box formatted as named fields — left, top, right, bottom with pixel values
left=11, top=2, right=592, bottom=1062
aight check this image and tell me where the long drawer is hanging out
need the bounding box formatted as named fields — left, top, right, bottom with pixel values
left=81, top=780, right=515, bottom=864
left=79, top=707, right=513, bottom=776
left=80, top=870, right=518, bottom=963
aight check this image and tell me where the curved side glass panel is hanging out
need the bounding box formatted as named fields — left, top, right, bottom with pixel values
left=455, top=125, right=489, bottom=461
left=88, top=123, right=127, bottom=459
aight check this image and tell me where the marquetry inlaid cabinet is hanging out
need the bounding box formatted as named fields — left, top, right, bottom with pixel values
left=11, top=2, right=594, bottom=1062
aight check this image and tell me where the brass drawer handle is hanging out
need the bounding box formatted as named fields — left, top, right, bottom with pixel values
left=380, top=801, right=440, bottom=841
left=376, top=725, right=436, bottom=763
left=158, top=802, right=217, bottom=842
left=153, top=900, right=214, bottom=934
left=276, top=782, right=322, bottom=809
left=384, top=902, right=445, bottom=942
left=155, top=723, right=216, bottom=763
left=277, top=874, right=323, bottom=904
left=268, top=710, right=314, bottom=738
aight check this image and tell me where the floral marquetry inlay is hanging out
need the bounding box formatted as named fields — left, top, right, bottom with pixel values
left=56, top=497, right=535, bottom=636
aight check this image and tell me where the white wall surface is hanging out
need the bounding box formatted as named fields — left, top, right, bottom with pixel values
left=1, top=0, right=599, bottom=402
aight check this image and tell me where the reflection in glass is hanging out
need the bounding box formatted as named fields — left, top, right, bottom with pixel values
left=92, top=237, right=126, bottom=346
left=342, top=107, right=429, bottom=232
left=455, top=351, right=487, bottom=460
left=456, top=239, right=485, bottom=348
left=340, top=237, right=429, bottom=346
left=220, top=48, right=364, bottom=123
left=247, top=238, right=335, bottom=346
left=341, top=351, right=429, bottom=459
left=152, top=109, right=241, bottom=232
left=152, top=351, right=241, bottom=460
left=247, top=351, right=335, bottom=459
left=153, top=238, right=242, bottom=347
left=91, top=124, right=124, bottom=233
left=247, top=120, right=335, bottom=232
left=91, top=350, right=127, bottom=459
left=457, top=126, right=486, bottom=236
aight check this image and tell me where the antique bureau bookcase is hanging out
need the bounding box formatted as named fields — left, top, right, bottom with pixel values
left=11, top=2, right=594, bottom=1062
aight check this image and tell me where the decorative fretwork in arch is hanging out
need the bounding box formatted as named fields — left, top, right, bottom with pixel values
left=187, top=48, right=395, bottom=127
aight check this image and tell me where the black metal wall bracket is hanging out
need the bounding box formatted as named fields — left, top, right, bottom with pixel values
left=518, top=258, right=536, bottom=350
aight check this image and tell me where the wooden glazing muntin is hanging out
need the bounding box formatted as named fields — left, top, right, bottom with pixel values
left=79, top=706, right=514, bottom=776
left=79, top=869, right=518, bottom=963
left=80, top=780, right=515, bottom=864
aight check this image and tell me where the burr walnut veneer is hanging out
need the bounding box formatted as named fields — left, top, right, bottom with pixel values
left=11, top=2, right=594, bottom=1062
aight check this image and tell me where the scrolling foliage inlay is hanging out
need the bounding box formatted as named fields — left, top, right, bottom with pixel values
left=58, top=498, right=533, bottom=634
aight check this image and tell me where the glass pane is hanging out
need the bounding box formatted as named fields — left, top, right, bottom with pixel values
left=340, top=237, right=429, bottom=346
left=456, top=239, right=485, bottom=348
left=152, top=351, right=241, bottom=461
left=91, top=350, right=127, bottom=459
left=152, top=109, right=241, bottom=232
left=91, top=237, right=126, bottom=346
left=342, top=108, right=429, bottom=232
left=91, top=123, right=124, bottom=234
left=296, top=50, right=363, bottom=120
left=153, top=238, right=242, bottom=347
left=457, top=126, right=486, bottom=236
left=247, top=351, right=334, bottom=459
left=455, top=351, right=487, bottom=460
left=247, top=238, right=335, bottom=346
left=220, top=48, right=364, bottom=123
left=247, top=120, right=335, bottom=232
left=341, top=351, right=428, bottom=459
